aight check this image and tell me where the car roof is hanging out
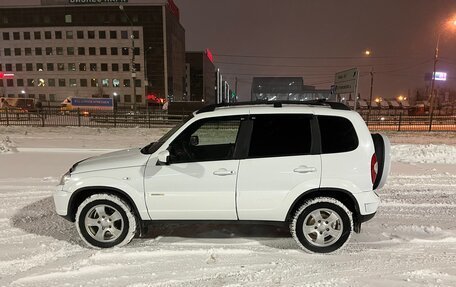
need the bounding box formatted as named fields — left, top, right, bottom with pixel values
left=193, top=102, right=356, bottom=118
left=194, top=100, right=351, bottom=116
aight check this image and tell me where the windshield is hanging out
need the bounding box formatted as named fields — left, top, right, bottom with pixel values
left=141, top=114, right=194, bottom=154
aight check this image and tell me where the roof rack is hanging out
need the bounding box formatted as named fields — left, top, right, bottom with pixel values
left=196, top=99, right=350, bottom=114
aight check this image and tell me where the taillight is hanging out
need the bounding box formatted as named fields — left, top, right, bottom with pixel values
left=371, top=154, right=378, bottom=184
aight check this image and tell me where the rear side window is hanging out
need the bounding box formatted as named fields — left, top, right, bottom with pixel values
left=318, top=116, right=358, bottom=154
left=248, top=114, right=312, bottom=158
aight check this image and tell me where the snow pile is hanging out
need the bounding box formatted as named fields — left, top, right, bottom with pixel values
left=391, top=144, right=456, bottom=164
left=0, top=136, right=17, bottom=153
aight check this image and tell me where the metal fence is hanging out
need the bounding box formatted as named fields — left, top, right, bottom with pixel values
left=0, top=107, right=185, bottom=128
left=1, top=107, right=455, bottom=132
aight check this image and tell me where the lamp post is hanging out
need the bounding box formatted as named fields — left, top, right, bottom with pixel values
left=429, top=17, right=456, bottom=120
left=364, top=50, right=374, bottom=121
left=113, top=92, right=119, bottom=111
left=119, top=5, right=137, bottom=112
left=144, top=46, right=153, bottom=98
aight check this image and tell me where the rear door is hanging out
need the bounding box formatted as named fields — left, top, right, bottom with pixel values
left=236, top=114, right=322, bottom=221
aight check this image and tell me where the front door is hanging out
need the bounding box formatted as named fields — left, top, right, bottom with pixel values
left=144, top=115, right=244, bottom=220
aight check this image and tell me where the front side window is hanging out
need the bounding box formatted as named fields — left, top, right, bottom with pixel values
left=248, top=114, right=312, bottom=158
left=318, top=116, right=358, bottom=154
left=168, top=116, right=242, bottom=163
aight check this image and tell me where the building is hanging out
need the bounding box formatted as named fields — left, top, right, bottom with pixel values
left=251, top=77, right=331, bottom=102
left=185, top=50, right=216, bottom=104
left=0, top=0, right=185, bottom=107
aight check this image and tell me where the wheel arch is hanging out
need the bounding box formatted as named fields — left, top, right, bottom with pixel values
left=67, top=186, right=140, bottom=223
left=286, top=188, right=362, bottom=232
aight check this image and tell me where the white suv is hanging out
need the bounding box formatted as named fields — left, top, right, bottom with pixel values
left=54, top=101, right=390, bottom=253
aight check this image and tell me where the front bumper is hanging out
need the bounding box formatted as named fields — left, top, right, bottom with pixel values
left=54, top=185, right=71, bottom=218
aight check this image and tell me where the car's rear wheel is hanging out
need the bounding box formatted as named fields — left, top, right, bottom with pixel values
left=291, top=197, right=353, bottom=253
left=76, top=194, right=137, bottom=248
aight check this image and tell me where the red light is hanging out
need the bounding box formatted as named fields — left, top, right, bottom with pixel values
left=0, top=73, right=15, bottom=79
left=371, top=154, right=378, bottom=184
left=205, top=49, right=214, bottom=63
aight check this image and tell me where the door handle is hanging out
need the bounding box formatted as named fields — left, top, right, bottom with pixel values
left=213, top=168, right=236, bottom=176
left=293, top=166, right=317, bottom=174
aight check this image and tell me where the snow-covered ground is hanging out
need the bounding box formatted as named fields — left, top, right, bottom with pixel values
left=0, top=126, right=455, bottom=287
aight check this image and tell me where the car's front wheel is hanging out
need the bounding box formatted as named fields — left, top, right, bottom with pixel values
left=291, top=197, right=353, bottom=253
left=75, top=194, right=137, bottom=248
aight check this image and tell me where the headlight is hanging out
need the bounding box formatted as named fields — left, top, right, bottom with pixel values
left=59, top=171, right=71, bottom=186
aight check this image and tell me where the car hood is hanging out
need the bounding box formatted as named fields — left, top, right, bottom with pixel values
left=74, top=148, right=150, bottom=173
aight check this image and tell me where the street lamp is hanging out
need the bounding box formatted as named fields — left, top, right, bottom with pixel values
left=429, top=16, right=456, bottom=119
left=113, top=92, right=119, bottom=111
left=364, top=50, right=375, bottom=121
left=119, top=5, right=137, bottom=111
left=144, top=46, right=153, bottom=97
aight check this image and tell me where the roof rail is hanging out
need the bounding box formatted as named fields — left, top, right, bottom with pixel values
left=195, top=99, right=350, bottom=114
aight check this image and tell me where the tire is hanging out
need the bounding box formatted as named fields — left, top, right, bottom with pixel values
left=75, top=194, right=137, bottom=248
left=291, top=197, right=353, bottom=254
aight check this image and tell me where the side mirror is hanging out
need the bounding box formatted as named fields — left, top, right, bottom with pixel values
left=157, top=150, right=170, bottom=165
left=190, top=135, right=199, bottom=146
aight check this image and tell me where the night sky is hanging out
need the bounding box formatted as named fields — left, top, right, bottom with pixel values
left=175, top=0, right=456, bottom=101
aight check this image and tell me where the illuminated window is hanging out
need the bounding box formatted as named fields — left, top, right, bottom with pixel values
left=102, top=79, right=109, bottom=87
left=91, top=78, right=98, bottom=87
left=68, top=63, right=76, bottom=71
left=69, top=79, right=77, bottom=87
left=38, top=78, right=46, bottom=87
left=113, top=79, right=120, bottom=87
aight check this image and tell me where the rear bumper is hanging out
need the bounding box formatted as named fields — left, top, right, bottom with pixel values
left=360, top=212, right=376, bottom=223
left=353, top=190, right=380, bottom=215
